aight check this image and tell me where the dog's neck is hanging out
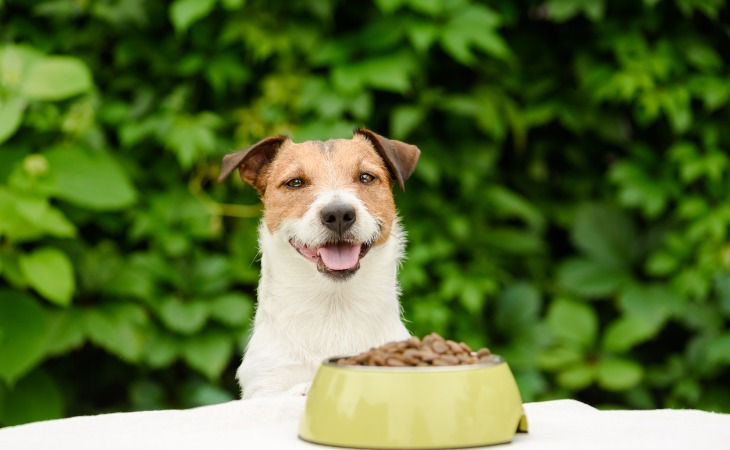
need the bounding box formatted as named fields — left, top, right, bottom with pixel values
left=253, top=221, right=407, bottom=346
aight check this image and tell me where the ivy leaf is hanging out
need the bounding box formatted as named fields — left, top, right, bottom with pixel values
left=209, top=293, right=254, bottom=327
left=390, top=105, right=424, bottom=140
left=44, top=309, right=86, bottom=356
left=571, top=204, right=636, bottom=267
left=84, top=304, right=146, bottom=362
left=19, top=247, right=75, bottom=307
left=602, top=315, right=662, bottom=352
left=160, top=297, right=209, bottom=335
left=170, top=0, right=217, bottom=33
left=0, top=290, right=47, bottom=385
left=374, top=0, right=406, bottom=14
left=440, top=5, right=509, bottom=64
left=405, top=20, right=438, bottom=53
left=716, top=274, right=730, bottom=317
left=706, top=333, right=730, bottom=367
left=144, top=328, right=179, bottom=368
left=495, top=282, right=542, bottom=334
left=21, top=56, right=93, bottom=101
left=0, top=97, right=26, bottom=145
left=332, top=52, right=415, bottom=94
left=0, top=369, right=64, bottom=426
left=537, top=346, right=583, bottom=371
left=44, top=146, right=138, bottom=211
left=557, top=257, right=630, bottom=297
left=557, top=362, right=595, bottom=390
left=180, top=331, right=234, bottom=380
left=546, top=298, right=598, bottom=349
left=618, top=284, right=683, bottom=322
left=597, top=357, right=643, bottom=391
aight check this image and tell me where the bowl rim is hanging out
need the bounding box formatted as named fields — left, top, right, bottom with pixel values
left=322, top=355, right=506, bottom=372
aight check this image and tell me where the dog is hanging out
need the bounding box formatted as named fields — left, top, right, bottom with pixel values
left=218, top=128, right=420, bottom=399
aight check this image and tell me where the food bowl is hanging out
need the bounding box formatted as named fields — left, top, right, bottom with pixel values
left=299, top=356, right=528, bottom=449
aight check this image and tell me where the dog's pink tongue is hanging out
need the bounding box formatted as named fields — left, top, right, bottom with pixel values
left=318, top=243, right=361, bottom=271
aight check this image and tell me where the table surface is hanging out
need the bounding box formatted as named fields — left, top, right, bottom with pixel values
left=1, top=397, right=729, bottom=450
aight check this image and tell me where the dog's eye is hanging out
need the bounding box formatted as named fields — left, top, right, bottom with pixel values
left=285, top=178, right=305, bottom=188
left=359, top=173, right=376, bottom=184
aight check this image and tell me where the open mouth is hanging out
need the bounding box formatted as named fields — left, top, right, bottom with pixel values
left=290, top=239, right=372, bottom=279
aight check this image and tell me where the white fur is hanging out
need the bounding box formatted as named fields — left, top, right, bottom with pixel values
left=288, top=190, right=380, bottom=248
left=236, top=191, right=410, bottom=399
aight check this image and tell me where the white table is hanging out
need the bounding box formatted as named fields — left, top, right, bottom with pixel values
left=1, top=397, right=728, bottom=449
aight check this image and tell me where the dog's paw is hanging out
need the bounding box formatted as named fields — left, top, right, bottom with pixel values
left=285, top=382, right=311, bottom=397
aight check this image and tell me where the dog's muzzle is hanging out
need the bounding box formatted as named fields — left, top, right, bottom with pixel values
left=290, top=239, right=373, bottom=280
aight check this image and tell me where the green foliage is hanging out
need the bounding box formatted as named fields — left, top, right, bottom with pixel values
left=1, top=0, right=729, bottom=425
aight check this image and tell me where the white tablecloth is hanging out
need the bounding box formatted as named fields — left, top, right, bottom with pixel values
left=1, top=397, right=728, bottom=449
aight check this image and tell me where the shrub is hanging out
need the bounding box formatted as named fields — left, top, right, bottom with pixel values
left=1, top=0, right=728, bottom=425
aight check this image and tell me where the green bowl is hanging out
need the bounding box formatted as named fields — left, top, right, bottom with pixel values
left=299, top=356, right=528, bottom=449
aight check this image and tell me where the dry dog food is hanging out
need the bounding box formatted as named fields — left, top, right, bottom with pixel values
left=336, top=333, right=499, bottom=367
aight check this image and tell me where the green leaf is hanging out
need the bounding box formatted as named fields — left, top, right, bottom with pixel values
left=390, top=105, right=424, bottom=139
left=181, top=381, right=235, bottom=407
left=706, top=333, right=730, bottom=367
left=716, top=274, right=730, bottom=317
left=0, top=189, right=45, bottom=242
left=0, top=369, right=63, bottom=426
left=408, top=0, right=443, bottom=16
left=84, top=304, right=146, bottom=362
left=495, top=282, right=541, bottom=334
left=485, top=186, right=545, bottom=231
left=0, top=97, right=26, bottom=145
left=546, top=0, right=583, bottom=22
left=164, top=112, right=222, bottom=169
left=170, top=0, right=217, bottom=32
left=405, top=20, right=438, bottom=52
left=609, top=161, right=669, bottom=218
left=19, top=247, right=75, bottom=306
left=39, top=206, right=76, bottom=238
left=597, top=357, right=643, bottom=391
left=144, top=328, right=179, bottom=368
left=159, top=297, right=208, bottom=334
left=459, top=282, right=484, bottom=314
left=546, top=298, right=598, bottom=348
left=557, top=257, right=630, bottom=297
left=571, top=204, right=636, bottom=267
left=220, top=0, right=245, bottom=9
left=557, top=362, right=595, bottom=390
left=645, top=250, right=679, bottom=276
left=44, top=309, right=86, bottom=356
left=483, top=228, right=545, bottom=254
left=538, top=346, right=583, bottom=371
left=440, top=5, right=507, bottom=64
left=209, top=293, right=253, bottom=327
left=661, top=87, right=692, bottom=134
left=181, top=331, right=234, bottom=380
left=44, top=146, right=138, bottom=210
left=374, top=0, right=407, bottom=14
left=0, top=44, right=44, bottom=92
left=21, top=56, right=93, bottom=101
left=0, top=290, right=47, bottom=385
left=331, top=52, right=415, bottom=94
left=602, top=315, right=662, bottom=352
left=618, top=284, right=682, bottom=322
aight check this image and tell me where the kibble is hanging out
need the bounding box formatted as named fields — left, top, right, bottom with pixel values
left=336, top=333, right=500, bottom=367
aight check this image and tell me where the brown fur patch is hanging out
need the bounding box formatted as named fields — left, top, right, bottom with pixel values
left=261, top=136, right=397, bottom=246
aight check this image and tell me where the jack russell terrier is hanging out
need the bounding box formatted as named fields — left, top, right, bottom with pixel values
left=218, top=128, right=420, bottom=399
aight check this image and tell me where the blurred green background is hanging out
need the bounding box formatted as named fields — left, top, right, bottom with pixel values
left=1, top=0, right=730, bottom=426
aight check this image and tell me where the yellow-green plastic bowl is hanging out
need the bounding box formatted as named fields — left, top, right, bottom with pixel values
left=299, top=356, right=528, bottom=449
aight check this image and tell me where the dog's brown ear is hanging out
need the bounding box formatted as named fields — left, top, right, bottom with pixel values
left=218, top=136, right=288, bottom=192
left=355, top=128, right=420, bottom=191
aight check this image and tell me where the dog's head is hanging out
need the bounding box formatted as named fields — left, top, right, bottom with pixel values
left=219, top=129, right=420, bottom=280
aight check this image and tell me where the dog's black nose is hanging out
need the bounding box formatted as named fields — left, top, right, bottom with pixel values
left=321, top=203, right=356, bottom=234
